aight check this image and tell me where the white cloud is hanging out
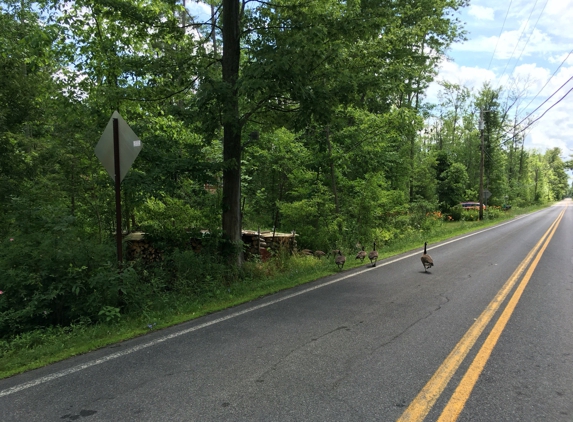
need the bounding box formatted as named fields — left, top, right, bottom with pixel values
left=455, top=25, right=555, bottom=60
left=425, top=60, right=497, bottom=104
left=548, top=52, right=573, bottom=65
left=508, top=63, right=551, bottom=93
left=468, top=5, right=495, bottom=21
left=540, top=0, right=573, bottom=40
left=544, top=65, right=573, bottom=94
left=437, top=60, right=497, bottom=88
left=522, top=88, right=573, bottom=154
left=187, top=1, right=211, bottom=21
left=452, top=35, right=496, bottom=53
left=441, top=0, right=573, bottom=159
left=495, top=27, right=554, bottom=60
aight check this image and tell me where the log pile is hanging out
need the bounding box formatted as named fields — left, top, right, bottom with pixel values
left=260, top=231, right=297, bottom=252
left=124, top=232, right=163, bottom=263
left=123, top=229, right=298, bottom=263
left=242, top=230, right=297, bottom=261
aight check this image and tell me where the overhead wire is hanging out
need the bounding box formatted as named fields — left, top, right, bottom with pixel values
left=506, top=0, right=549, bottom=90
left=511, top=85, right=573, bottom=138
left=517, top=48, right=573, bottom=117
left=502, top=76, right=573, bottom=141
left=515, top=75, right=573, bottom=127
left=487, top=0, right=513, bottom=71
left=497, top=0, right=540, bottom=83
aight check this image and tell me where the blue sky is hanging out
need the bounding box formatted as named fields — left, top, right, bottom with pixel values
left=187, top=1, right=573, bottom=158
left=429, top=0, right=573, bottom=157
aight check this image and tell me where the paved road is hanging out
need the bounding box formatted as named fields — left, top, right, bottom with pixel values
left=2, top=201, right=573, bottom=421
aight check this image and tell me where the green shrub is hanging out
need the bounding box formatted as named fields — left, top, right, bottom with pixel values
left=485, top=207, right=503, bottom=219
left=447, top=205, right=463, bottom=221
left=0, top=227, right=134, bottom=338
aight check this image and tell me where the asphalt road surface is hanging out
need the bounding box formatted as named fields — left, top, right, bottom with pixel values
left=2, top=201, right=573, bottom=422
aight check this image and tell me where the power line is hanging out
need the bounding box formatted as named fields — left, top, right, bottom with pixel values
left=497, top=0, right=540, bottom=83
left=506, top=0, right=549, bottom=88
left=515, top=74, right=573, bottom=128
left=517, top=48, right=573, bottom=117
left=487, top=0, right=513, bottom=71
left=509, top=83, right=573, bottom=139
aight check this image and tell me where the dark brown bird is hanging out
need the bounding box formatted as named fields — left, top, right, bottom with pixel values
left=314, top=250, right=326, bottom=259
left=300, top=249, right=313, bottom=256
left=421, top=242, right=433, bottom=272
left=335, top=250, right=346, bottom=270
left=356, top=246, right=367, bottom=262
left=368, top=242, right=378, bottom=267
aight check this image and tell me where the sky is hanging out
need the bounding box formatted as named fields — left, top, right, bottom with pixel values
left=187, top=0, right=573, bottom=158
left=428, top=0, right=573, bottom=159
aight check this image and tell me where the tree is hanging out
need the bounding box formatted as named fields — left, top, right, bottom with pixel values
left=220, top=0, right=243, bottom=264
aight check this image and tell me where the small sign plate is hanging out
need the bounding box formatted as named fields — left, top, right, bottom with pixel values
left=95, top=111, right=143, bottom=182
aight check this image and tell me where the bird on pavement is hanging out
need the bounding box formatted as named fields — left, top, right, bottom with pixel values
left=368, top=242, right=378, bottom=267
left=421, top=242, right=433, bottom=272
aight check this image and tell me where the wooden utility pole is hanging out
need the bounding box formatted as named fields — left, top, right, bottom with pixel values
left=479, top=109, right=484, bottom=221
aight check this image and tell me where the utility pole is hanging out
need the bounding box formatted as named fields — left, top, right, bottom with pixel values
left=479, top=109, right=485, bottom=221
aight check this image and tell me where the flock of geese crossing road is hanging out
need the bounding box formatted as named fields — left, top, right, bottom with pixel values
left=302, top=241, right=434, bottom=273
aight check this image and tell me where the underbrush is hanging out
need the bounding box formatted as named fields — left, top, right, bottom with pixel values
left=0, top=252, right=333, bottom=378
left=0, top=203, right=547, bottom=379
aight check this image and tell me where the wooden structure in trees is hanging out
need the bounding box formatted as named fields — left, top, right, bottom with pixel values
left=124, top=230, right=297, bottom=263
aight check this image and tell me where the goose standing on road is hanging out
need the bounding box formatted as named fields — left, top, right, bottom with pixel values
left=421, top=242, right=433, bottom=272
left=368, top=242, right=379, bottom=267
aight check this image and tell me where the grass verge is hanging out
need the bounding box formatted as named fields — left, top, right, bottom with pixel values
left=0, top=204, right=549, bottom=380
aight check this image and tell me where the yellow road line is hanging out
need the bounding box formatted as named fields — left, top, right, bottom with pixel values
left=437, top=207, right=566, bottom=422
left=397, top=207, right=566, bottom=422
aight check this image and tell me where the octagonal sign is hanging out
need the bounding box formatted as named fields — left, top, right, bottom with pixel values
left=95, top=111, right=142, bottom=182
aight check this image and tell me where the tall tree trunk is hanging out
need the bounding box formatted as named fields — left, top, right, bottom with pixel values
left=326, top=126, right=340, bottom=214
left=518, top=136, right=525, bottom=181
left=534, top=166, right=539, bottom=201
left=211, top=3, right=218, bottom=56
left=409, top=84, right=420, bottom=202
left=222, top=0, right=243, bottom=265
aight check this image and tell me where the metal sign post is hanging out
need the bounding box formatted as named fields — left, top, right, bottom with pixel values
left=95, top=111, right=143, bottom=266
left=113, top=118, right=123, bottom=264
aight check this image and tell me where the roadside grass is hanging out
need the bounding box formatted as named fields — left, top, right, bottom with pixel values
left=0, top=204, right=549, bottom=380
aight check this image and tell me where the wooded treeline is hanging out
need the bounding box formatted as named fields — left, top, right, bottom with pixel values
left=0, top=0, right=570, bottom=337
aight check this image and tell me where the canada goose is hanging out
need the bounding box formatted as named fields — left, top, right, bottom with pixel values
left=300, top=249, right=313, bottom=256
left=356, top=246, right=367, bottom=262
left=368, top=242, right=378, bottom=267
left=335, top=250, right=346, bottom=270
left=421, top=242, right=433, bottom=272
left=314, top=250, right=326, bottom=259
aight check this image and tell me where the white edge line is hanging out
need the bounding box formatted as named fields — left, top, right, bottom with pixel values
left=0, top=211, right=545, bottom=397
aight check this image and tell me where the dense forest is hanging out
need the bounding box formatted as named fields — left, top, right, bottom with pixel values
left=0, top=0, right=570, bottom=338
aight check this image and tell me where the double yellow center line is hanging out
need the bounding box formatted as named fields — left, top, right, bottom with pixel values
left=397, top=206, right=567, bottom=422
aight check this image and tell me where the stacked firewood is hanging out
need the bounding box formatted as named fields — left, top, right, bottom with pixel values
left=242, top=230, right=268, bottom=257
left=123, top=230, right=297, bottom=263
left=124, top=232, right=163, bottom=263
left=243, top=230, right=297, bottom=261
left=259, top=231, right=297, bottom=252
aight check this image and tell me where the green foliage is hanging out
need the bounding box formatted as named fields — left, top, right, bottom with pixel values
left=136, top=196, right=207, bottom=249
left=447, top=204, right=464, bottom=221
left=0, top=0, right=567, bottom=346
left=0, top=216, right=121, bottom=336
